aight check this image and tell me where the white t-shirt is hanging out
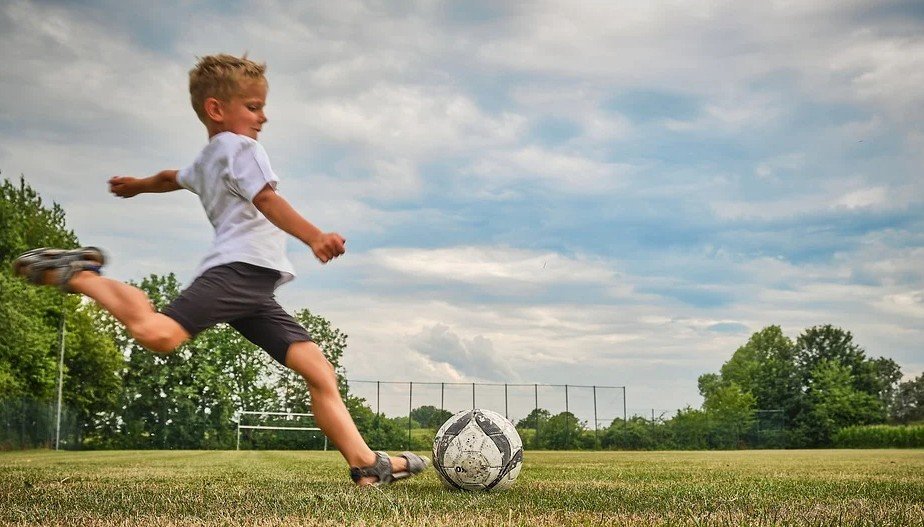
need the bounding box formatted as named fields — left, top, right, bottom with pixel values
left=177, top=132, right=295, bottom=287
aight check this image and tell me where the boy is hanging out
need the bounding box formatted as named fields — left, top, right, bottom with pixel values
left=13, top=54, right=427, bottom=486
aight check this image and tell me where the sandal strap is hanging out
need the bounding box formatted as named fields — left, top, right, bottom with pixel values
left=59, top=261, right=103, bottom=292
left=349, top=451, right=394, bottom=484
left=13, top=247, right=105, bottom=273
left=14, top=247, right=106, bottom=293
left=24, top=259, right=101, bottom=293
left=394, top=451, right=429, bottom=479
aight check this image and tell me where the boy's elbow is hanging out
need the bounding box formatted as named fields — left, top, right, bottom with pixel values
left=252, top=185, right=278, bottom=213
left=158, top=170, right=182, bottom=191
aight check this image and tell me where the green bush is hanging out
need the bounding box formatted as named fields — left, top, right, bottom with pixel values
left=833, top=424, right=924, bottom=448
left=409, top=427, right=434, bottom=450
left=516, top=427, right=536, bottom=449
left=602, top=417, right=674, bottom=450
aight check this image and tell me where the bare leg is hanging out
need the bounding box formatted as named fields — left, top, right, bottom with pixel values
left=68, top=271, right=189, bottom=353
left=285, top=341, right=408, bottom=485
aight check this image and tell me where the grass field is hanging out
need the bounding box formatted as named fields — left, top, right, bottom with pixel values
left=1, top=449, right=922, bottom=526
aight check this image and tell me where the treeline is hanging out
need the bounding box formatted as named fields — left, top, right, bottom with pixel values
left=506, top=325, right=924, bottom=450
left=694, top=325, right=923, bottom=448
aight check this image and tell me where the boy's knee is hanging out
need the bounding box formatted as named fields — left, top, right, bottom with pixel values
left=287, top=341, right=338, bottom=390
left=132, top=318, right=187, bottom=354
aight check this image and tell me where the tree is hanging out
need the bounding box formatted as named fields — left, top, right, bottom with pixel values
left=0, top=275, right=61, bottom=399
left=516, top=408, right=551, bottom=429
left=410, top=405, right=454, bottom=429
left=345, top=397, right=409, bottom=450
left=791, top=325, right=900, bottom=444
left=797, top=359, right=883, bottom=446
left=267, top=308, right=351, bottom=418
left=667, top=407, right=710, bottom=450
left=63, top=301, right=122, bottom=445
left=702, top=383, right=756, bottom=449
left=1, top=174, right=80, bottom=400
left=795, top=325, right=899, bottom=403
left=296, top=308, right=348, bottom=390
left=539, top=411, right=585, bottom=450
left=601, top=416, right=674, bottom=450
left=698, top=324, right=903, bottom=448
left=889, top=373, right=924, bottom=424
left=108, top=273, right=277, bottom=449
left=1, top=174, right=122, bottom=447
left=865, top=356, right=903, bottom=410
left=717, top=326, right=800, bottom=423
left=0, top=174, right=79, bottom=264
left=697, top=373, right=722, bottom=401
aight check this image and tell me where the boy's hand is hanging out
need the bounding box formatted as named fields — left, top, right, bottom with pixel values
left=310, top=233, right=346, bottom=264
left=108, top=176, right=141, bottom=198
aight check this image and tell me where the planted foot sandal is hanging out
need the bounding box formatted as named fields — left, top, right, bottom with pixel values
left=349, top=451, right=430, bottom=486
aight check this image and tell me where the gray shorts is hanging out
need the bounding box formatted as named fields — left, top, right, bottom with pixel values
left=162, top=262, right=311, bottom=365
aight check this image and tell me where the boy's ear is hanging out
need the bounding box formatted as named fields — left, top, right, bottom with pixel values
left=204, top=97, right=224, bottom=122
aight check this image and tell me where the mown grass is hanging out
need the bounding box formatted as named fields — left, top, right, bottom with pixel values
left=1, top=449, right=922, bottom=526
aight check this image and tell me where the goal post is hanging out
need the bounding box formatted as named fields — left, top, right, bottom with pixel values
left=235, top=410, right=328, bottom=451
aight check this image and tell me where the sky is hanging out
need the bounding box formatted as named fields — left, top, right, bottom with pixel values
left=1, top=0, right=922, bottom=420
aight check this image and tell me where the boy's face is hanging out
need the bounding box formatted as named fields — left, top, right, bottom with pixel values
left=212, top=78, right=268, bottom=140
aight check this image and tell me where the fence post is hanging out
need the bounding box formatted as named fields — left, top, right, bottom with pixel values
left=472, top=382, right=476, bottom=409
left=408, top=381, right=413, bottom=450
left=593, top=385, right=598, bottom=439
left=534, top=383, right=539, bottom=448
left=623, top=387, right=627, bottom=429
left=376, top=381, right=381, bottom=416
left=504, top=383, right=508, bottom=420
left=565, top=384, right=570, bottom=447
left=565, top=384, right=569, bottom=414
left=20, top=399, right=25, bottom=449
left=440, top=382, right=445, bottom=412
left=55, top=311, right=65, bottom=451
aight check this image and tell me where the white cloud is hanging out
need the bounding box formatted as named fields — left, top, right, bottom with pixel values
left=477, top=1, right=924, bottom=127
left=664, top=92, right=784, bottom=133
left=876, top=291, right=924, bottom=319
left=834, top=187, right=888, bottom=210
left=365, top=245, right=620, bottom=294
left=828, top=31, right=924, bottom=122
left=293, top=84, right=525, bottom=157
left=409, top=324, right=518, bottom=382
left=467, top=147, right=633, bottom=195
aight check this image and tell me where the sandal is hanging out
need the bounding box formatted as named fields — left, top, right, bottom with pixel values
left=349, top=451, right=430, bottom=486
left=12, top=247, right=106, bottom=293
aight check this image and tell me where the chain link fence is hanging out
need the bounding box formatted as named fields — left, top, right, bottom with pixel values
left=4, top=386, right=784, bottom=451
left=346, top=380, right=627, bottom=449
left=0, top=398, right=77, bottom=450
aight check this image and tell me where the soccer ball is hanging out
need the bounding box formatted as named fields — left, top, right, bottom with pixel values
left=432, top=408, right=523, bottom=491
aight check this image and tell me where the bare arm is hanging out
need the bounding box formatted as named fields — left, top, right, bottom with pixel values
left=109, top=170, right=182, bottom=198
left=252, top=184, right=346, bottom=264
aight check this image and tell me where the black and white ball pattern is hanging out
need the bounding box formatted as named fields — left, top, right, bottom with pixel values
left=432, top=408, right=523, bottom=491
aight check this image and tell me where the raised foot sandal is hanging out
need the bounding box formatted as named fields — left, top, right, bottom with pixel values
left=12, top=247, right=106, bottom=293
left=349, top=451, right=430, bottom=486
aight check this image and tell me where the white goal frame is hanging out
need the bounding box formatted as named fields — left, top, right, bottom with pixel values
left=235, top=410, right=328, bottom=450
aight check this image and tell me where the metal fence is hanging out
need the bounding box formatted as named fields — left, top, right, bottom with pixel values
left=347, top=380, right=627, bottom=444
left=0, top=398, right=77, bottom=450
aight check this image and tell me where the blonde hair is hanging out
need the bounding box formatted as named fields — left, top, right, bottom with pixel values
left=188, top=54, right=267, bottom=122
